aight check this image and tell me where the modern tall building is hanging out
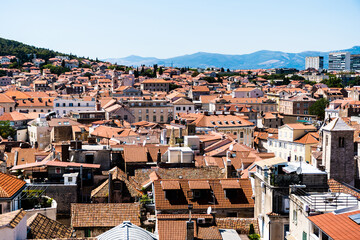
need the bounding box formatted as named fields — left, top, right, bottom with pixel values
left=305, top=56, right=324, bottom=70
left=351, top=54, right=360, bottom=71
left=328, top=52, right=350, bottom=71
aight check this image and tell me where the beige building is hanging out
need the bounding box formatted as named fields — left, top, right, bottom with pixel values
left=0, top=94, right=16, bottom=113
left=279, top=94, right=316, bottom=115
left=121, top=98, right=173, bottom=123
left=252, top=158, right=328, bottom=240
left=140, top=79, right=170, bottom=92
left=177, top=113, right=255, bottom=147
left=266, top=123, right=318, bottom=164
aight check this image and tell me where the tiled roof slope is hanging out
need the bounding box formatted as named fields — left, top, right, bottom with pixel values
left=91, top=167, right=142, bottom=198
left=0, top=209, right=26, bottom=228
left=71, top=203, right=141, bottom=228
left=154, top=178, right=253, bottom=210
left=27, top=213, right=73, bottom=239
left=0, top=172, right=26, bottom=198
left=308, top=210, right=360, bottom=240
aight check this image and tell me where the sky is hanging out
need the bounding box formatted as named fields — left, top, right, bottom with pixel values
left=1, top=0, right=360, bottom=59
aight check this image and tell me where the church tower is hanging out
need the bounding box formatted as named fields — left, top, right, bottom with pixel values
left=322, top=117, right=355, bottom=185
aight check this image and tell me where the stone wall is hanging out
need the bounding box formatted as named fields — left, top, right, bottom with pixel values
left=37, top=184, right=78, bottom=215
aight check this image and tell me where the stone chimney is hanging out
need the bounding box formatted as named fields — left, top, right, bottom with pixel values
left=186, top=221, right=194, bottom=240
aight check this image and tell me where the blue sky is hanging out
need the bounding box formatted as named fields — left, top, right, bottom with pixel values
left=1, top=0, right=360, bottom=59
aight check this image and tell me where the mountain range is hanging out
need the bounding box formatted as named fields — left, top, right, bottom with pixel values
left=104, top=46, right=360, bottom=70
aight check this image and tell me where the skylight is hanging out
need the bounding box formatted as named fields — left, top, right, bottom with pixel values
left=349, top=213, right=360, bottom=224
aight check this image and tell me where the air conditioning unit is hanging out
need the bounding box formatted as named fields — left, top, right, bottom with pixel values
left=197, top=218, right=206, bottom=224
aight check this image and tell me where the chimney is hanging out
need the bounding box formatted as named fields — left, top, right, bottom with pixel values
left=186, top=221, right=194, bottom=240
left=96, top=101, right=101, bottom=111
left=108, top=172, right=112, bottom=203
left=157, top=149, right=162, bottom=164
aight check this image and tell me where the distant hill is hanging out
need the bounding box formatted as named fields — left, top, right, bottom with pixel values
left=104, top=46, right=360, bottom=70
left=0, top=37, right=89, bottom=63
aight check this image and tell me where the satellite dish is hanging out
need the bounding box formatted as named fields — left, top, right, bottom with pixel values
left=207, top=206, right=212, bottom=215
left=229, top=144, right=234, bottom=151
left=296, top=167, right=302, bottom=175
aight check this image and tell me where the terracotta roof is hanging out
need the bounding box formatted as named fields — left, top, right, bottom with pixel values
left=0, top=93, right=15, bottom=103
left=142, top=79, right=169, bottom=84
left=188, top=180, right=210, bottom=190
left=220, top=179, right=241, bottom=189
left=0, top=209, right=26, bottom=228
left=134, top=168, right=225, bottom=187
left=294, top=132, right=319, bottom=144
left=161, top=180, right=181, bottom=190
left=197, top=226, right=222, bottom=240
left=27, top=213, right=73, bottom=239
left=91, top=167, right=142, bottom=198
left=0, top=111, right=28, bottom=122
left=216, top=218, right=259, bottom=234
left=172, top=97, right=193, bottom=105
left=285, top=123, right=317, bottom=130
left=308, top=210, right=360, bottom=240
left=71, top=203, right=141, bottom=228
left=0, top=172, right=26, bottom=198
left=158, top=220, right=187, bottom=240
left=192, top=86, right=210, bottom=92
left=154, top=178, right=253, bottom=211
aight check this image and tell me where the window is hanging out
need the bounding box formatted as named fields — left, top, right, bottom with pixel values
left=69, top=103, right=73, bottom=107
left=63, top=103, right=66, bottom=107
left=56, top=103, right=60, bottom=107
left=160, top=115, right=164, bottom=122
left=312, top=224, right=320, bottom=237
left=78, top=103, right=81, bottom=107
left=176, top=107, right=181, bottom=111
left=338, top=137, right=345, bottom=148
left=183, top=107, right=186, bottom=111
left=240, top=132, right=244, bottom=138
left=146, top=109, right=149, bottom=113
left=293, top=210, right=297, bottom=225
left=153, top=115, right=157, bottom=122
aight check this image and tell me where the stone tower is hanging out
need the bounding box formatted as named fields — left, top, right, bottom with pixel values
left=322, top=117, right=355, bottom=185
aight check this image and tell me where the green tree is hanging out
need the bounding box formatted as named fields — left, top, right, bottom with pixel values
left=0, top=70, right=6, bottom=77
left=309, top=98, right=329, bottom=120
left=159, top=67, right=163, bottom=75
left=0, top=121, right=16, bottom=139
left=321, top=77, right=343, bottom=88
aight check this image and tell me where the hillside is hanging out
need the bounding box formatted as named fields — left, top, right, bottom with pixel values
left=0, top=37, right=86, bottom=63
left=104, top=46, right=360, bottom=69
